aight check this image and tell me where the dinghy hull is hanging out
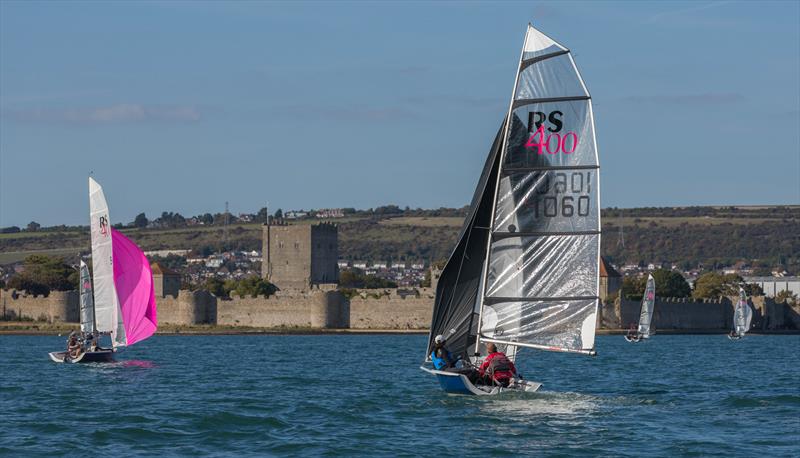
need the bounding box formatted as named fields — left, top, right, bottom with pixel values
left=49, top=349, right=115, bottom=363
left=421, top=367, right=541, bottom=396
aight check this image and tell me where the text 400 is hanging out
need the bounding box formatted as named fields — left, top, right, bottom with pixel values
left=525, top=124, right=579, bottom=155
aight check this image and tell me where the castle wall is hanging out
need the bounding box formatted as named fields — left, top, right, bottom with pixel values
left=349, top=288, right=434, bottom=329
left=614, top=295, right=785, bottom=330
left=158, top=290, right=217, bottom=325
left=0, top=289, right=79, bottom=323
left=217, top=289, right=347, bottom=329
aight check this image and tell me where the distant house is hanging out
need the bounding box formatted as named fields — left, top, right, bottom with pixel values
left=372, top=262, right=388, bottom=269
left=205, top=257, right=223, bottom=268
left=337, top=260, right=350, bottom=269
left=316, top=208, right=344, bottom=218
left=353, top=261, right=367, bottom=269
left=285, top=210, right=308, bottom=219
left=599, top=257, right=622, bottom=302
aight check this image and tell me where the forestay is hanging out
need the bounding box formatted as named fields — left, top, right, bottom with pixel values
left=478, top=24, right=600, bottom=355
left=79, top=260, right=95, bottom=334
left=638, top=274, right=655, bottom=337
left=89, top=177, right=126, bottom=347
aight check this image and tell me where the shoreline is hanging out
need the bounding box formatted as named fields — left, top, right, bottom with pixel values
left=0, top=323, right=798, bottom=336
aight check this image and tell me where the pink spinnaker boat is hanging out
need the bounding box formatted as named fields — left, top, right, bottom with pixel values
left=49, top=177, right=157, bottom=363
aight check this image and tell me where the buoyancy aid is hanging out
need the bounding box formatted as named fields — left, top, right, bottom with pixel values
left=487, top=354, right=513, bottom=375
left=431, top=347, right=454, bottom=370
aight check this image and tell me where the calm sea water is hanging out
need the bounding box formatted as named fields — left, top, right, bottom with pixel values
left=1, top=334, right=798, bottom=456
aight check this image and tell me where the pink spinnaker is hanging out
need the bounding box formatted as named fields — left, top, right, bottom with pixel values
left=111, top=229, right=158, bottom=345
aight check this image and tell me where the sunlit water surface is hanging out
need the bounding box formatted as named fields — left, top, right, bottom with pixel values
left=1, top=334, right=798, bottom=456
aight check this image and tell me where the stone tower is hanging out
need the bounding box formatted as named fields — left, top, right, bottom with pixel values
left=262, top=222, right=339, bottom=291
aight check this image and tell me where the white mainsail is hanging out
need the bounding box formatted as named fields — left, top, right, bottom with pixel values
left=79, top=260, right=95, bottom=334
left=89, top=177, right=126, bottom=347
left=734, top=287, right=752, bottom=337
left=477, top=24, right=600, bottom=355
left=638, top=274, right=655, bottom=338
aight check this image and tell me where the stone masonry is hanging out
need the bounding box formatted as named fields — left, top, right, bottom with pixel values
left=262, top=222, right=338, bottom=291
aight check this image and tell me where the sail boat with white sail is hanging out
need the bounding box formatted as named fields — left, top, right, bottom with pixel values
left=728, top=286, right=753, bottom=340
left=49, top=177, right=158, bottom=363
left=421, top=23, right=601, bottom=395
left=625, top=274, right=655, bottom=343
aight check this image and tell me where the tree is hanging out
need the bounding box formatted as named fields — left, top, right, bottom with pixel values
left=229, top=276, right=277, bottom=298
left=621, top=275, right=647, bottom=300
left=26, top=221, right=41, bottom=232
left=274, top=208, right=283, bottom=219
left=203, top=277, right=227, bottom=298
left=133, top=213, right=149, bottom=228
left=692, top=273, right=751, bottom=299
left=651, top=269, right=691, bottom=297
left=339, top=270, right=397, bottom=289
left=6, top=255, right=77, bottom=295
left=0, top=226, right=20, bottom=234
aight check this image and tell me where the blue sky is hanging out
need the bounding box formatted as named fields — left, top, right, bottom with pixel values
left=1, top=0, right=798, bottom=227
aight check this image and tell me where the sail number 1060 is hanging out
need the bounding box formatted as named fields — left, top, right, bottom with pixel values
left=529, top=171, right=592, bottom=218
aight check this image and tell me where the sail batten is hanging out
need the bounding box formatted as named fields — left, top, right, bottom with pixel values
left=478, top=24, right=600, bottom=354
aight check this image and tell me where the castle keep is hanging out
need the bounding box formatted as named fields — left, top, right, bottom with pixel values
left=262, top=222, right=338, bottom=291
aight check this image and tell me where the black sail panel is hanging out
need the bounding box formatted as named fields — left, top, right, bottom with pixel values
left=426, top=124, right=504, bottom=361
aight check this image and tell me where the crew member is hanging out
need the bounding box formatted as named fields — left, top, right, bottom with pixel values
left=479, top=343, right=517, bottom=387
left=67, top=331, right=82, bottom=359
left=430, top=334, right=456, bottom=370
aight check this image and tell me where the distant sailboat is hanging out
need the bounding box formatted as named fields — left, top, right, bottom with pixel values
left=49, top=177, right=158, bottom=363
left=728, top=287, right=752, bottom=340
left=421, top=23, right=600, bottom=395
left=626, top=274, right=655, bottom=343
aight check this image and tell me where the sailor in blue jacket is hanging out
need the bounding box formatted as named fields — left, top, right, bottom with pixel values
left=430, top=334, right=456, bottom=369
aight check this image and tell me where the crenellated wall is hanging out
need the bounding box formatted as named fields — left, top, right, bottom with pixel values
left=0, top=289, right=79, bottom=323
left=349, top=288, right=434, bottom=329
left=3, top=285, right=795, bottom=332
left=610, top=295, right=786, bottom=330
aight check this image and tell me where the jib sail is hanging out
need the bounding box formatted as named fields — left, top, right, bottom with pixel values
left=426, top=126, right=505, bottom=361
left=79, top=260, right=95, bottom=334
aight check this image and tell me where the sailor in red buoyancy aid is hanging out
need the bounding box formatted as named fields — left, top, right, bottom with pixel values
left=478, top=342, right=517, bottom=387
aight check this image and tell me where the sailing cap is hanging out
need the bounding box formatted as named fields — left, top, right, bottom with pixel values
left=434, top=334, right=444, bottom=344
